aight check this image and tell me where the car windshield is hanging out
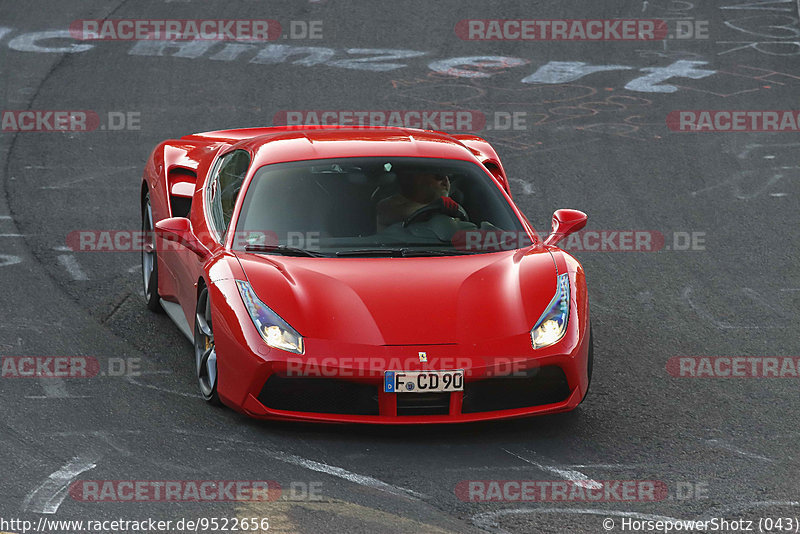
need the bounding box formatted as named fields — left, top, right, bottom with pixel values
left=232, top=157, right=528, bottom=256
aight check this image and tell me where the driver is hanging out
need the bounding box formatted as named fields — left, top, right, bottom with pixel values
left=376, top=169, right=452, bottom=231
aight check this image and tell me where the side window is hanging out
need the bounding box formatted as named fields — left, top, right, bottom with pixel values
left=208, top=150, right=250, bottom=238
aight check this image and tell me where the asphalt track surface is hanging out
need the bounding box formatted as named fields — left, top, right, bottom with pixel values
left=0, top=1, right=798, bottom=533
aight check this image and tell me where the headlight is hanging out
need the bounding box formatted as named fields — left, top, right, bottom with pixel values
left=235, top=280, right=304, bottom=354
left=531, top=273, right=570, bottom=349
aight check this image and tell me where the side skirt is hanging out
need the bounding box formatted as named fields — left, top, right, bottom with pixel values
left=160, top=299, right=193, bottom=343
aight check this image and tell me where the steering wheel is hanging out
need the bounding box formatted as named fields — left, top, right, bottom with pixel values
left=403, top=196, right=469, bottom=228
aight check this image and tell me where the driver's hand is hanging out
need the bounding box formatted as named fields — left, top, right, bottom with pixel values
left=439, top=196, right=461, bottom=217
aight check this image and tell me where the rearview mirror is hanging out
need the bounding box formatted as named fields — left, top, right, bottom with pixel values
left=155, top=217, right=210, bottom=259
left=542, top=209, right=587, bottom=247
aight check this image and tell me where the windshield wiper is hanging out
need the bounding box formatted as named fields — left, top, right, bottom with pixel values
left=335, top=248, right=472, bottom=257
left=336, top=248, right=405, bottom=257
left=400, top=249, right=478, bottom=256
left=244, top=244, right=325, bottom=257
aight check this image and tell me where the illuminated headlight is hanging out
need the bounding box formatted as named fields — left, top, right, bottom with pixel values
left=235, top=280, right=304, bottom=354
left=531, top=273, right=570, bottom=349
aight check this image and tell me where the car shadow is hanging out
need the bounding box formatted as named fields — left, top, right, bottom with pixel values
left=230, top=405, right=590, bottom=446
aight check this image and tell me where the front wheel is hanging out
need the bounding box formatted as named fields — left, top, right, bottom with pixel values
left=194, top=286, right=221, bottom=405
left=142, top=193, right=162, bottom=312
left=579, top=325, right=594, bottom=405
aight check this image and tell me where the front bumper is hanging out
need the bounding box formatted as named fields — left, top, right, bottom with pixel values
left=209, top=273, right=590, bottom=425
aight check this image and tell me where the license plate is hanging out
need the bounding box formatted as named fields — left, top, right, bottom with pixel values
left=384, top=370, right=464, bottom=393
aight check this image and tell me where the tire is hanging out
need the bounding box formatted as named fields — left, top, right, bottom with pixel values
left=194, top=285, right=221, bottom=405
left=142, top=193, right=163, bottom=312
left=580, top=324, right=594, bottom=404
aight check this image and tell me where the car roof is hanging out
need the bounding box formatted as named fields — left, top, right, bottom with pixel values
left=183, top=125, right=479, bottom=167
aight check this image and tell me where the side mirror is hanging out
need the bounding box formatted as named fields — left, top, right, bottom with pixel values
left=543, top=209, right=587, bottom=247
left=155, top=217, right=210, bottom=259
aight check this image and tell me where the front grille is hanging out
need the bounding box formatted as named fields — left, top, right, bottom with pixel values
left=396, top=392, right=450, bottom=416
left=462, top=366, right=570, bottom=414
left=258, top=375, right=379, bottom=416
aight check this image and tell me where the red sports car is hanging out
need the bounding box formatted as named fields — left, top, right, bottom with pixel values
left=141, top=125, right=591, bottom=423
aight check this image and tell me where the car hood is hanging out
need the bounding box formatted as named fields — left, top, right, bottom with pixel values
left=234, top=249, right=558, bottom=346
